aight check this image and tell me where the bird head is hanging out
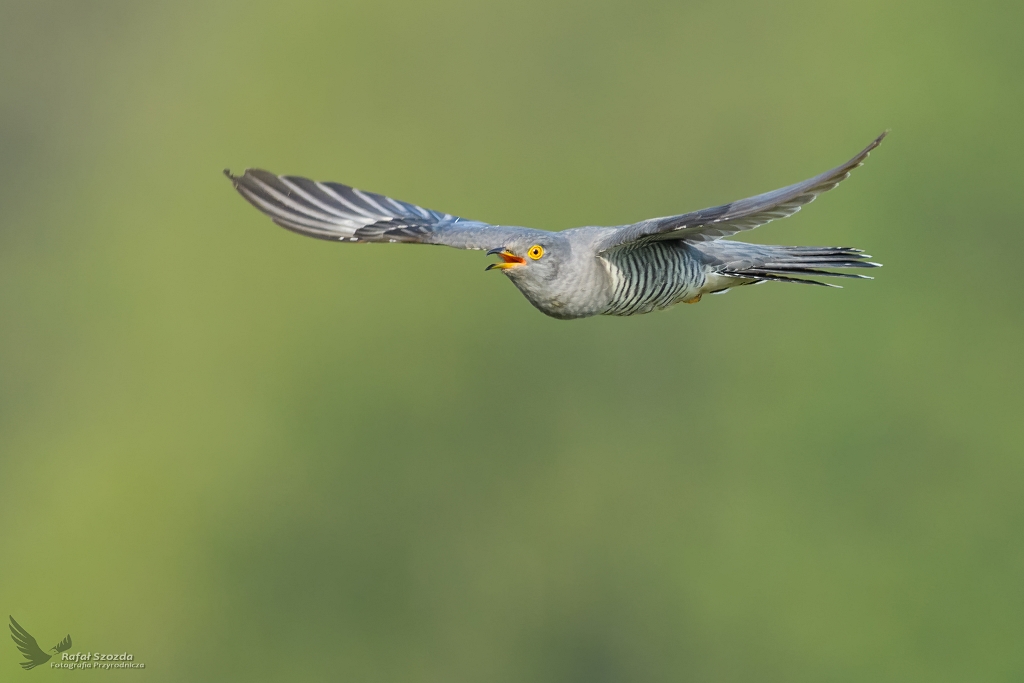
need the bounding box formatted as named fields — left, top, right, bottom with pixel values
left=485, top=234, right=567, bottom=285
left=484, top=231, right=606, bottom=319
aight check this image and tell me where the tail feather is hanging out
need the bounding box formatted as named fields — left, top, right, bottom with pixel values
left=738, top=267, right=873, bottom=280
left=695, top=241, right=880, bottom=289
left=759, top=254, right=879, bottom=264
left=719, top=270, right=841, bottom=288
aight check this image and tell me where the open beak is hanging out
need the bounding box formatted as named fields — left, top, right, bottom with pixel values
left=486, top=247, right=526, bottom=271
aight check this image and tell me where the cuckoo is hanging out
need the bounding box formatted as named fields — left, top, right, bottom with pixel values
left=226, top=133, right=885, bottom=319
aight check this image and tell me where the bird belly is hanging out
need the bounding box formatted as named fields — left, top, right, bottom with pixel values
left=601, top=243, right=705, bottom=316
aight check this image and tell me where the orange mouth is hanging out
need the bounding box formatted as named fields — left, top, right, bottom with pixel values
left=485, top=248, right=526, bottom=270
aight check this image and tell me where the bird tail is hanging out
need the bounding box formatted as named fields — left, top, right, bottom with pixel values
left=693, top=240, right=880, bottom=289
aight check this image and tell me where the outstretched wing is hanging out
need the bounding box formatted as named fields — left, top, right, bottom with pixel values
left=9, top=616, right=52, bottom=670
left=225, top=169, right=531, bottom=252
left=599, top=132, right=887, bottom=253
left=53, top=634, right=73, bottom=653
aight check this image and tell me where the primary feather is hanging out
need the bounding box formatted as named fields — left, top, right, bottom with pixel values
left=598, top=132, right=887, bottom=251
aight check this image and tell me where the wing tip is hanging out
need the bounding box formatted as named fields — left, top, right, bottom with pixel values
left=225, top=167, right=277, bottom=184
left=859, top=130, right=890, bottom=160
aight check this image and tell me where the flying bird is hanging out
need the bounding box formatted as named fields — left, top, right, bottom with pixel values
left=226, top=133, right=885, bottom=319
left=9, top=616, right=72, bottom=670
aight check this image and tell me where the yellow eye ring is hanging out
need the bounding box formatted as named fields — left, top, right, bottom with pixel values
left=527, top=245, right=544, bottom=260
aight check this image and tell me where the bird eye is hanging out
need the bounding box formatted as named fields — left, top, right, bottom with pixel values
left=528, top=245, right=544, bottom=260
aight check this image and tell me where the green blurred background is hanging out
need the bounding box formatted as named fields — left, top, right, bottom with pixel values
left=2, top=1, right=1021, bottom=681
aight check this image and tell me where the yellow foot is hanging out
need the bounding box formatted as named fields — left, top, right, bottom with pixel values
left=683, top=294, right=702, bottom=304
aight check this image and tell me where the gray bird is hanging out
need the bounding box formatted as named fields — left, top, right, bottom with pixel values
left=226, top=133, right=885, bottom=319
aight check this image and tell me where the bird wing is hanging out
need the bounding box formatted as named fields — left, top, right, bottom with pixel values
left=54, top=634, right=73, bottom=653
left=226, top=169, right=531, bottom=251
left=9, top=616, right=52, bottom=670
left=598, top=132, right=886, bottom=254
